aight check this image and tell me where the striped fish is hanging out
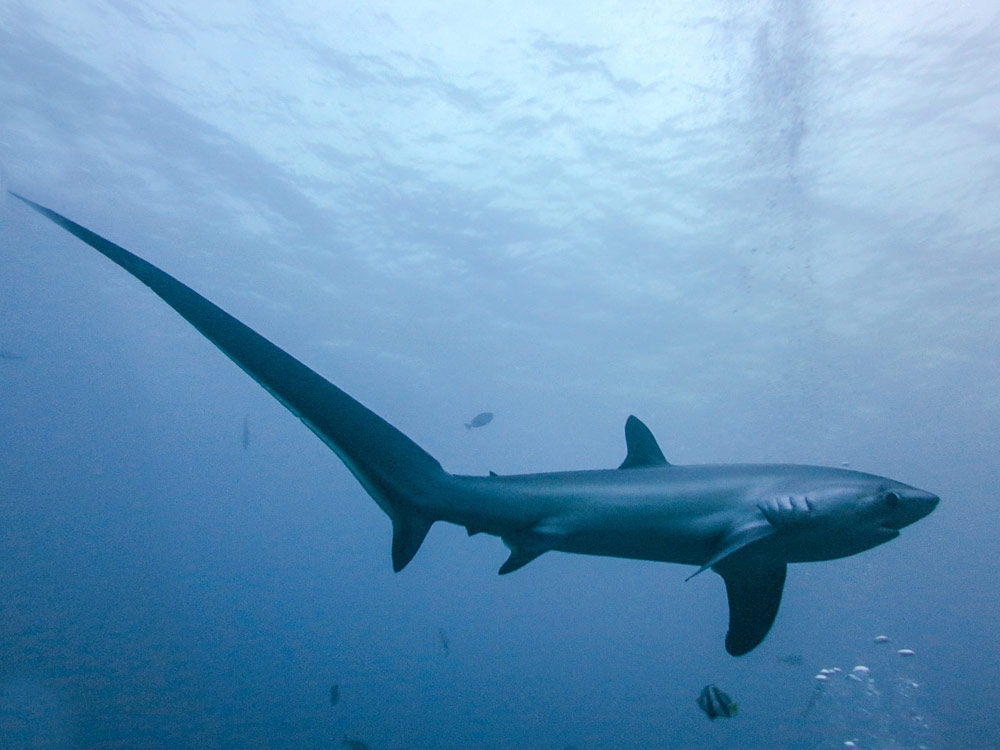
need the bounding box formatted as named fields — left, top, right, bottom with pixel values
left=697, top=684, right=738, bottom=720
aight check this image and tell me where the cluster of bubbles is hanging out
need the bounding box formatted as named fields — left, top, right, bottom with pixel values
left=803, top=636, right=931, bottom=750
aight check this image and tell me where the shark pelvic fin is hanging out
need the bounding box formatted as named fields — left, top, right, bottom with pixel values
left=498, top=519, right=567, bottom=574
left=618, top=415, right=670, bottom=469
left=391, top=512, right=433, bottom=572
left=497, top=536, right=549, bottom=576
left=685, top=522, right=775, bottom=581
left=498, top=543, right=546, bottom=575
left=714, top=559, right=787, bottom=656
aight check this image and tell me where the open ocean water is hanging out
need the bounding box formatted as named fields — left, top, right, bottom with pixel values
left=1, top=2, right=997, bottom=748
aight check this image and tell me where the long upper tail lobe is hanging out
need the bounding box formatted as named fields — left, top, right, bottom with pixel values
left=11, top=192, right=445, bottom=570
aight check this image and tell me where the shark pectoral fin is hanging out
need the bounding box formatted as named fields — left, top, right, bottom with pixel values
left=714, top=560, right=787, bottom=656
left=391, top=512, right=433, bottom=572
left=685, top=523, right=775, bottom=581
left=617, top=415, right=670, bottom=469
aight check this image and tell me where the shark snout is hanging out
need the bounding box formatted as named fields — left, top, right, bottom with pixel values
left=882, top=488, right=939, bottom=530
left=910, top=488, right=940, bottom=515
left=917, top=490, right=940, bottom=516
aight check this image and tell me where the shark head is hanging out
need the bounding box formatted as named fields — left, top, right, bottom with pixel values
left=716, top=473, right=939, bottom=656
left=827, top=477, right=939, bottom=538
left=758, top=472, right=939, bottom=563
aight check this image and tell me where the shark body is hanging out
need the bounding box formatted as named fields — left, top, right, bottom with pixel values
left=11, top=193, right=939, bottom=655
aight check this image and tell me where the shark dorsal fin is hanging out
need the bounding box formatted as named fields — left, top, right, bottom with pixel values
left=618, top=415, right=670, bottom=469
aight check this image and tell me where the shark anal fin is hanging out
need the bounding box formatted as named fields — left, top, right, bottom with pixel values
left=618, top=415, right=670, bottom=469
left=714, top=560, right=787, bottom=656
left=391, top=512, right=433, bottom=572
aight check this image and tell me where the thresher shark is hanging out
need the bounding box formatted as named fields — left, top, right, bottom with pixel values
left=11, top=193, right=938, bottom=655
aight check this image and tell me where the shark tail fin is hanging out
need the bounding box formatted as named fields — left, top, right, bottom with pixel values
left=11, top=192, right=448, bottom=571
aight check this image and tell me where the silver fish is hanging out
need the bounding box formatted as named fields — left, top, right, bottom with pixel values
left=439, top=628, right=450, bottom=655
left=465, top=412, right=493, bottom=429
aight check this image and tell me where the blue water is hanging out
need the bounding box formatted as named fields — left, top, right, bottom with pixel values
left=1, top=2, right=997, bottom=748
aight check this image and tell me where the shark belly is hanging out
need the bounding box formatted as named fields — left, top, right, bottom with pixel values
left=765, top=526, right=901, bottom=563
left=446, top=470, right=753, bottom=568
left=548, top=524, right=714, bottom=566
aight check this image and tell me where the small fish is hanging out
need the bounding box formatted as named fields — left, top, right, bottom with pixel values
left=874, top=635, right=890, bottom=643
left=439, top=628, right=450, bottom=655
left=242, top=415, right=251, bottom=449
left=802, top=687, right=821, bottom=717
left=802, top=673, right=834, bottom=717
left=330, top=684, right=340, bottom=706
left=777, top=653, right=804, bottom=666
left=342, top=737, right=369, bottom=750
left=0, top=350, right=25, bottom=360
left=697, top=684, right=738, bottom=720
left=897, top=648, right=916, bottom=657
left=464, top=412, right=493, bottom=430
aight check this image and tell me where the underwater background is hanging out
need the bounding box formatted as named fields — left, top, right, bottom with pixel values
left=1, top=1, right=997, bottom=748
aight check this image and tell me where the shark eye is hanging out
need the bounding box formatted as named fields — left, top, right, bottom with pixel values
left=885, top=492, right=900, bottom=508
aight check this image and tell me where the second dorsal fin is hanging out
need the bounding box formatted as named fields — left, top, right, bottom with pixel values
left=618, top=415, right=670, bottom=469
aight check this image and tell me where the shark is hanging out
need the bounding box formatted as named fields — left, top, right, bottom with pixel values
left=10, top=193, right=939, bottom=656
